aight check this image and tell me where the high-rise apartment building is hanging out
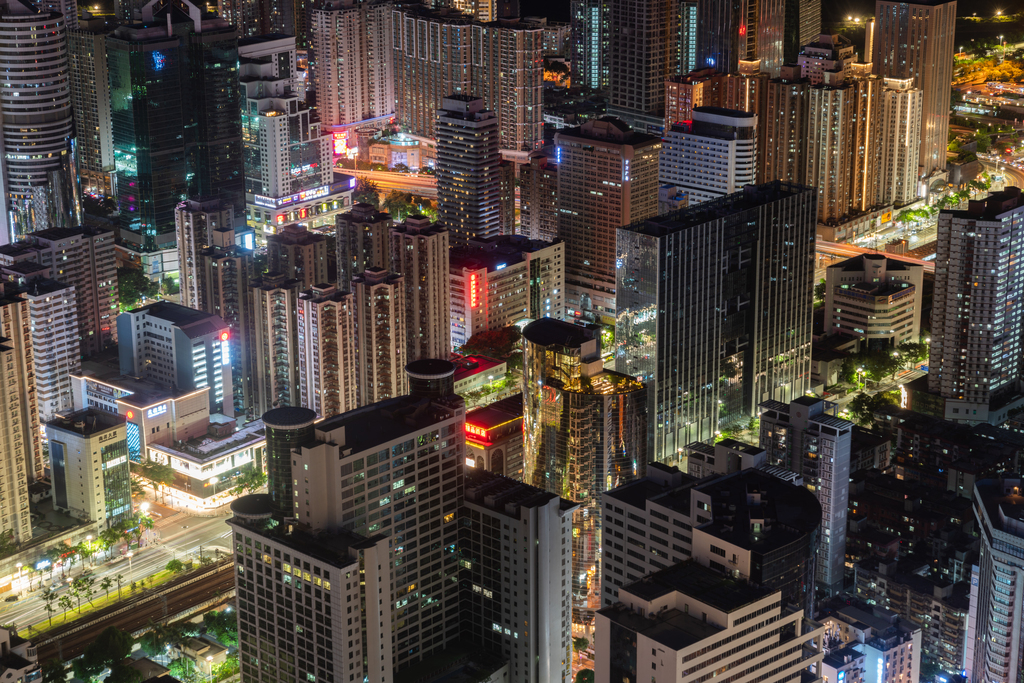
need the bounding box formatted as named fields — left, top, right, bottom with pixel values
left=0, top=0, right=78, bottom=243
left=678, top=0, right=697, bottom=73
left=24, top=279, right=79, bottom=423
left=239, top=35, right=336, bottom=242
left=289, top=391, right=465, bottom=671
left=47, top=409, right=132, bottom=528
left=436, top=96, right=502, bottom=248
left=878, top=78, right=923, bottom=206
left=335, top=203, right=392, bottom=287
left=601, top=463, right=820, bottom=615
left=69, top=15, right=115, bottom=196
left=461, top=469, right=576, bottom=683
left=177, top=198, right=237, bottom=311
left=554, top=117, right=660, bottom=324
left=595, top=562, right=826, bottom=683
left=522, top=318, right=647, bottom=626
left=107, top=0, right=242, bottom=277
left=798, top=33, right=855, bottom=85
left=762, top=65, right=809, bottom=184
left=391, top=7, right=544, bottom=152
left=498, top=160, right=516, bottom=236
left=606, top=0, right=678, bottom=132
left=872, top=0, right=955, bottom=177
left=297, top=284, right=356, bottom=418
left=519, top=152, right=559, bottom=242
left=352, top=268, right=408, bottom=404
left=267, top=223, right=331, bottom=289
left=0, top=225, right=119, bottom=356
left=824, top=254, right=924, bottom=349
left=696, top=0, right=819, bottom=78
left=929, top=189, right=1024, bottom=423
left=659, top=107, right=757, bottom=204
left=663, top=68, right=713, bottom=127
left=616, top=182, right=816, bottom=457
left=570, top=0, right=607, bottom=90
left=311, top=0, right=392, bottom=129
left=759, top=396, right=852, bottom=595
left=390, top=216, right=450, bottom=361
left=251, top=273, right=302, bottom=413
left=0, top=282, right=48, bottom=488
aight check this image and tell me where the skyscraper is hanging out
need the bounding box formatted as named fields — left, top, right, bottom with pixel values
left=267, top=223, right=331, bottom=289
left=929, top=189, right=1024, bottom=423
left=352, top=268, right=408, bottom=404
left=297, top=284, right=356, bottom=418
left=759, top=396, right=852, bottom=596
left=878, top=78, right=924, bottom=207
left=251, top=273, right=302, bottom=412
left=335, top=203, right=391, bottom=288
left=519, top=152, right=559, bottom=242
left=762, top=65, right=809, bottom=184
left=261, top=406, right=317, bottom=517
left=389, top=216, right=450, bottom=361
left=390, top=7, right=544, bottom=151
left=311, top=0, right=393, bottom=129
left=555, top=117, right=660, bottom=324
left=23, top=279, right=79, bottom=423
left=436, top=96, right=502, bottom=248
left=659, top=107, right=757, bottom=204
left=522, top=317, right=647, bottom=627
left=177, top=198, right=236, bottom=311
left=69, top=14, right=116, bottom=196
left=615, top=182, right=816, bottom=458
left=107, top=0, right=242, bottom=278
left=872, top=0, right=955, bottom=177
left=606, top=0, right=678, bottom=132
left=0, top=0, right=78, bottom=242
left=570, top=0, right=608, bottom=90
left=678, top=0, right=698, bottom=73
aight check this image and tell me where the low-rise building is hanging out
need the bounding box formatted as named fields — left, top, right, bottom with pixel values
left=465, top=394, right=524, bottom=479
left=682, top=438, right=765, bottom=479
left=0, top=629, right=38, bottom=682
left=453, top=355, right=507, bottom=396
left=818, top=603, right=921, bottom=683
left=824, top=254, right=924, bottom=350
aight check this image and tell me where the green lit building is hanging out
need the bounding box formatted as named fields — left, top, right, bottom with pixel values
left=107, top=0, right=242, bottom=279
left=522, top=317, right=647, bottom=629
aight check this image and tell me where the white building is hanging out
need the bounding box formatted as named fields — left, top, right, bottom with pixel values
left=594, top=561, right=826, bottom=683
left=929, top=189, right=1024, bottom=424
left=759, top=396, right=852, bottom=596
left=23, top=279, right=79, bottom=423
left=46, top=409, right=132, bottom=528
left=820, top=605, right=921, bottom=683
left=0, top=628, right=38, bottom=681
left=659, top=107, right=757, bottom=205
left=878, top=78, right=923, bottom=207
left=824, top=253, right=924, bottom=349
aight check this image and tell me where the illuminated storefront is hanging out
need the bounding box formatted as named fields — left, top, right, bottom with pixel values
left=246, top=176, right=356, bottom=241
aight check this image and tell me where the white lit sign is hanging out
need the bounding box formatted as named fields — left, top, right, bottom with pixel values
left=252, top=184, right=333, bottom=209
left=147, top=404, right=167, bottom=419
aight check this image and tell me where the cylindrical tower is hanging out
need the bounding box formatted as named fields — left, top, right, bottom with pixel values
left=405, top=359, right=456, bottom=398
left=262, top=407, right=317, bottom=518
left=0, top=2, right=76, bottom=241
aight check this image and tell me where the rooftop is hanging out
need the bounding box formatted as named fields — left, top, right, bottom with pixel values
left=46, top=409, right=124, bottom=437
left=229, top=514, right=384, bottom=570
left=625, top=560, right=772, bottom=613
left=464, top=468, right=576, bottom=516
left=466, top=393, right=524, bottom=429
left=125, top=301, right=228, bottom=339
left=522, top=317, right=596, bottom=349
left=314, top=395, right=463, bottom=455
left=452, top=355, right=505, bottom=382
left=149, top=420, right=266, bottom=464
left=262, top=406, right=317, bottom=429
left=450, top=235, right=561, bottom=274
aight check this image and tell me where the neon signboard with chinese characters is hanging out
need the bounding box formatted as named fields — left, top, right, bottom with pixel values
left=466, top=423, right=488, bottom=439
left=252, top=184, right=334, bottom=209
left=147, top=404, right=168, bottom=419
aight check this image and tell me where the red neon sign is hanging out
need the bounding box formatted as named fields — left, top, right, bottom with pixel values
left=470, top=274, right=477, bottom=307
left=220, top=331, right=229, bottom=341
left=125, top=410, right=134, bottom=420
left=465, top=423, right=488, bottom=438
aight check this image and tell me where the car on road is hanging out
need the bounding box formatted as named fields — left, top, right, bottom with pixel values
left=4, top=595, right=18, bottom=602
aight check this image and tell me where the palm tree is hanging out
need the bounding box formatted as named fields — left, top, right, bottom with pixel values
left=45, top=547, right=63, bottom=578
left=42, top=589, right=57, bottom=625
left=115, top=573, right=125, bottom=599
left=100, top=527, right=121, bottom=559
left=100, top=576, right=113, bottom=600
left=58, top=594, right=73, bottom=622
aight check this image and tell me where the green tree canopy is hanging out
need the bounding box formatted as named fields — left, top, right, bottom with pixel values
left=230, top=468, right=267, bottom=497
left=118, top=267, right=159, bottom=311
left=459, top=326, right=523, bottom=360
left=353, top=178, right=382, bottom=207
left=848, top=390, right=900, bottom=426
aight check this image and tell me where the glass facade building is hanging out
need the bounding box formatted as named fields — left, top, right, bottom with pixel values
left=522, top=317, right=647, bottom=628
left=262, top=406, right=317, bottom=517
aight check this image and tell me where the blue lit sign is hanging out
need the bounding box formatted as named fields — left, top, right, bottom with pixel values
left=495, top=263, right=507, bottom=270
left=152, top=51, right=166, bottom=71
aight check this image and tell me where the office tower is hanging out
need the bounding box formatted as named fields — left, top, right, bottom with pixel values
left=69, top=15, right=115, bottom=196
left=879, top=78, right=923, bottom=207
left=967, top=478, right=1024, bottom=683
left=606, top=0, right=678, bottom=133
left=239, top=35, right=336, bottom=242
left=267, top=224, right=331, bottom=288
left=352, top=268, right=408, bottom=404
left=47, top=409, right=132, bottom=528
left=677, top=0, right=697, bottom=73
left=262, top=406, right=316, bottom=517
left=0, top=281, right=45, bottom=491
left=297, top=284, right=356, bottom=418
left=289, top=392, right=465, bottom=671
left=522, top=317, right=647, bottom=626
left=24, top=279, right=80, bottom=423
left=311, top=0, right=392, bottom=128
left=436, top=96, right=502, bottom=248
left=107, top=0, right=242, bottom=278
left=519, top=152, right=559, bottom=242
left=0, top=225, right=119, bottom=355
left=117, top=301, right=232, bottom=415
left=696, top=0, right=819, bottom=78
left=616, top=182, right=815, bottom=455
left=555, top=118, right=660, bottom=324
left=336, top=203, right=392, bottom=287
left=872, top=0, right=955, bottom=177
left=602, top=463, right=820, bottom=615
left=389, top=216, right=450, bottom=361
left=659, top=107, right=757, bottom=205
left=461, top=469, right=576, bottom=683
left=465, top=394, right=524, bottom=478
left=391, top=7, right=544, bottom=152
left=228, top=496, right=393, bottom=683
left=0, top=0, right=78, bottom=243
left=759, top=396, right=852, bottom=596
left=819, top=606, right=921, bottom=683
left=570, top=0, right=608, bottom=90
left=450, top=236, right=564, bottom=349
left=798, top=33, right=855, bottom=85
left=177, top=198, right=237, bottom=311
left=824, top=254, right=923, bottom=349
left=251, top=273, right=302, bottom=413
left=762, top=66, right=809, bottom=184
left=596, top=562, right=826, bottom=683
left=930, top=190, right=1024, bottom=422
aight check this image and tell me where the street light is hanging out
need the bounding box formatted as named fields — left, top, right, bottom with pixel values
left=126, top=552, right=134, bottom=587
left=86, top=535, right=93, bottom=566
left=210, top=477, right=219, bottom=502
left=206, top=656, right=213, bottom=683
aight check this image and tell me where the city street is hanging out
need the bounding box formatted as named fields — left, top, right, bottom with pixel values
left=345, top=168, right=438, bottom=198
left=0, top=510, right=232, bottom=635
